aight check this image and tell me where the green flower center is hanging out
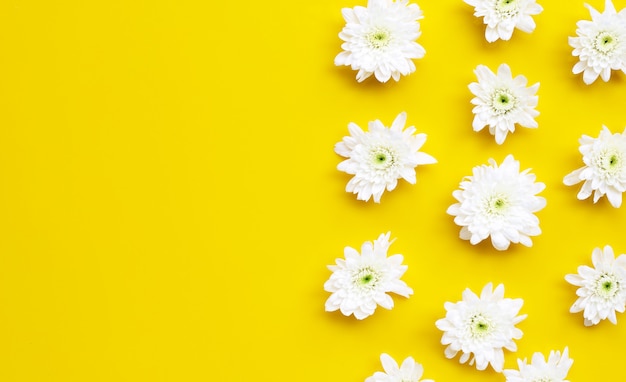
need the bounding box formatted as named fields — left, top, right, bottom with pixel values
left=485, top=193, right=510, bottom=216
left=352, top=266, right=382, bottom=290
left=370, top=146, right=396, bottom=169
left=595, top=273, right=620, bottom=298
left=596, top=147, right=624, bottom=175
left=495, top=0, right=520, bottom=18
left=468, top=313, right=493, bottom=338
left=593, top=31, right=619, bottom=55
left=367, top=28, right=392, bottom=49
left=490, top=89, right=517, bottom=115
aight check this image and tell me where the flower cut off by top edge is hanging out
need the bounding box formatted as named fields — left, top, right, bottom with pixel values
left=335, top=0, right=426, bottom=83
left=464, top=0, right=543, bottom=42
left=569, top=0, right=626, bottom=84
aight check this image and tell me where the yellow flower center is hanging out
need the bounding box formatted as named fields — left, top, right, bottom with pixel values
left=484, top=193, right=510, bottom=216
left=595, top=147, right=624, bottom=176
left=367, top=28, right=392, bottom=49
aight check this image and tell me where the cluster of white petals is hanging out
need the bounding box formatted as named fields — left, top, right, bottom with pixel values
left=324, top=233, right=413, bottom=320
left=469, top=63, right=540, bottom=144
left=564, top=126, right=626, bottom=208
left=464, top=0, right=543, bottom=42
left=335, top=112, right=436, bottom=203
left=569, top=0, right=626, bottom=84
left=335, top=0, right=426, bottom=82
left=503, top=347, right=573, bottom=382
left=435, top=283, right=526, bottom=372
left=324, top=0, right=626, bottom=379
left=565, top=245, right=626, bottom=326
left=447, top=155, right=546, bottom=251
left=365, top=353, right=434, bottom=382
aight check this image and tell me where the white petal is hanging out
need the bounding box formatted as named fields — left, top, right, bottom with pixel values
left=380, top=353, right=399, bottom=374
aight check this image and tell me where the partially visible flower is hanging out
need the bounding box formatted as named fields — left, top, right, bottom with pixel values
left=469, top=63, right=540, bottom=144
left=447, top=155, right=546, bottom=251
left=335, top=112, right=436, bottom=203
left=464, top=0, right=543, bottom=42
left=565, top=245, right=626, bottom=326
left=365, top=353, right=434, bottom=382
left=324, top=232, right=413, bottom=320
left=503, top=347, right=573, bottom=382
left=563, top=126, right=626, bottom=208
left=435, top=283, right=526, bottom=372
left=335, top=0, right=426, bottom=82
left=569, top=0, right=626, bottom=84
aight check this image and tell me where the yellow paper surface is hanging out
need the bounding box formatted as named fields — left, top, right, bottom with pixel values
left=1, top=0, right=626, bottom=380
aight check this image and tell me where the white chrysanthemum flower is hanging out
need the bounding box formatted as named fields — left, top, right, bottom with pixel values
left=324, top=232, right=413, bottom=320
left=435, top=283, right=527, bottom=372
left=365, top=353, right=434, bottom=382
left=563, top=126, right=626, bottom=208
left=447, top=155, right=546, bottom=251
left=335, top=112, right=436, bottom=203
left=469, top=63, right=540, bottom=144
left=464, top=0, right=543, bottom=42
left=335, top=0, right=426, bottom=83
left=503, top=347, right=573, bottom=382
left=565, top=245, right=626, bottom=326
left=569, top=0, right=626, bottom=85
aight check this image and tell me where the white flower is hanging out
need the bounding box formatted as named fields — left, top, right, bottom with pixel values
left=563, top=126, right=626, bottom=208
left=469, top=64, right=540, bottom=145
left=446, top=155, right=546, bottom=251
left=324, top=232, right=413, bottom=320
left=565, top=245, right=626, bottom=326
left=365, top=353, right=434, bottom=382
left=335, top=112, right=436, bottom=203
left=569, top=0, right=626, bottom=85
left=503, top=347, right=573, bottom=382
left=334, top=0, right=426, bottom=82
left=435, top=283, right=526, bottom=372
left=464, top=0, right=543, bottom=42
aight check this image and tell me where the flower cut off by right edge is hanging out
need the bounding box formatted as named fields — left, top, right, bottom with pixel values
left=564, top=126, right=626, bottom=208
left=565, top=245, right=626, bottom=326
left=569, top=0, right=626, bottom=84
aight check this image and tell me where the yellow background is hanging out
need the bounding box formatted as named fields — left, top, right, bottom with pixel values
left=1, top=0, right=626, bottom=380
